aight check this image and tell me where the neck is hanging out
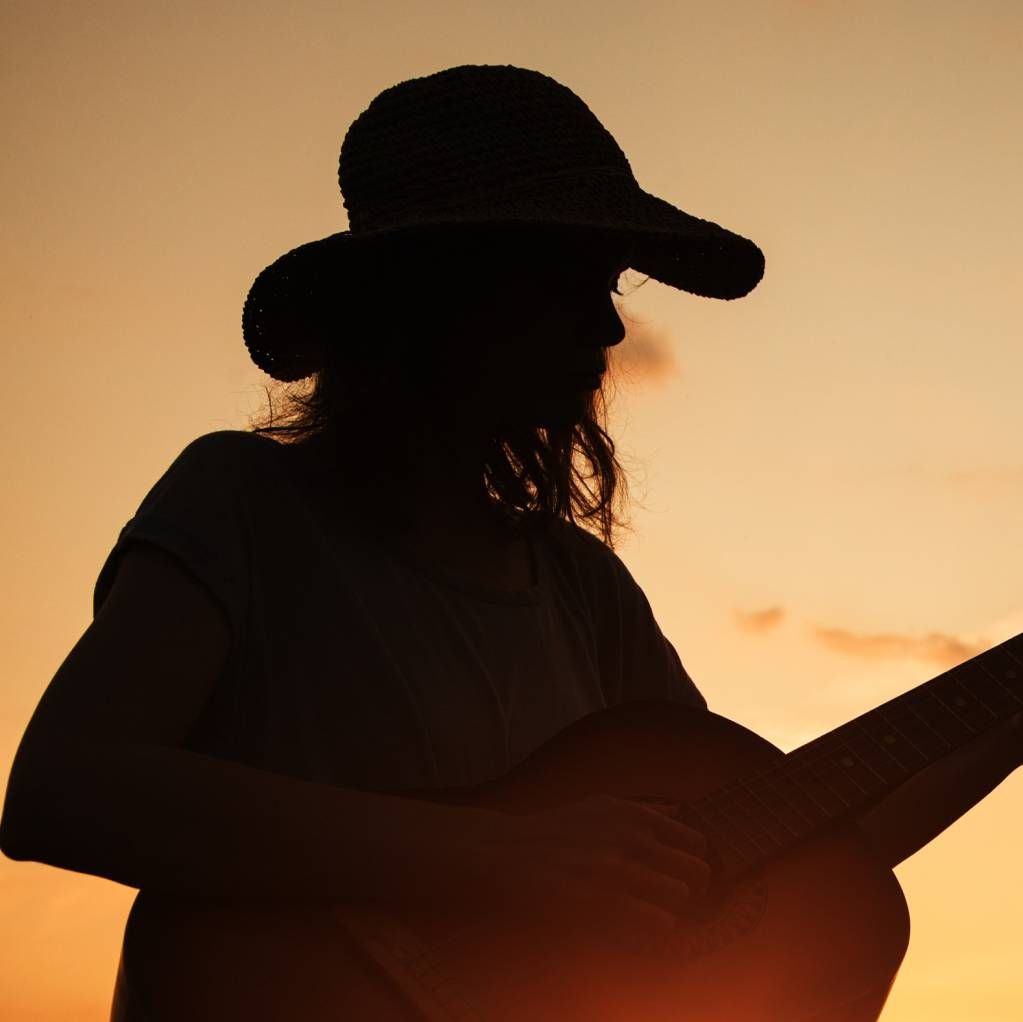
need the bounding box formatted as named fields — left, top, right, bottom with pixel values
left=297, top=424, right=526, bottom=547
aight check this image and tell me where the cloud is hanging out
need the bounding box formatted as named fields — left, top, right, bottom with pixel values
left=808, top=624, right=989, bottom=669
left=734, top=605, right=786, bottom=633
left=729, top=603, right=996, bottom=673
left=608, top=295, right=680, bottom=384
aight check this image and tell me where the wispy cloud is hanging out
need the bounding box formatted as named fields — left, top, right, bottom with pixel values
left=730, top=603, right=994, bottom=671
left=734, top=605, right=786, bottom=633
left=807, top=624, right=989, bottom=669
left=608, top=295, right=680, bottom=384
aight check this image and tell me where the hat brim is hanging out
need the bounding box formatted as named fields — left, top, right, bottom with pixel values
left=243, top=171, right=764, bottom=381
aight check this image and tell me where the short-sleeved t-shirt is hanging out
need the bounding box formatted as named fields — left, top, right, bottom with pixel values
left=94, top=430, right=706, bottom=793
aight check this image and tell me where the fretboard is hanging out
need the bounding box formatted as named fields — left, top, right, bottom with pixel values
left=683, top=630, right=1023, bottom=882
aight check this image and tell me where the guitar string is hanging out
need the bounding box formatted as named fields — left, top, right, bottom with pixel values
left=709, top=641, right=1021, bottom=822
left=367, top=651, right=1023, bottom=1004
left=689, top=709, right=922, bottom=862
left=693, top=672, right=1017, bottom=869
left=771, top=646, right=1023, bottom=801
left=678, top=644, right=1023, bottom=868
left=708, top=656, right=1021, bottom=868
left=701, top=710, right=909, bottom=865
left=352, top=644, right=1023, bottom=967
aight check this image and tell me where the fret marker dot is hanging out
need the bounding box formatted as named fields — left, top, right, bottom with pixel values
left=841, top=756, right=854, bottom=768
left=955, top=697, right=967, bottom=707
left=883, top=734, right=896, bottom=744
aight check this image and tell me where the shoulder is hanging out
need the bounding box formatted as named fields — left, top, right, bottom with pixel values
left=181, top=429, right=282, bottom=459
left=541, top=515, right=607, bottom=551
left=172, top=429, right=289, bottom=478
left=537, top=516, right=631, bottom=601
left=544, top=517, right=629, bottom=576
left=132, top=432, right=292, bottom=510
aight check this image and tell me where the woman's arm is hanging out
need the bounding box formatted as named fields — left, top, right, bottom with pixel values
left=1, top=539, right=502, bottom=910
left=1, top=739, right=497, bottom=911
left=850, top=712, right=1022, bottom=870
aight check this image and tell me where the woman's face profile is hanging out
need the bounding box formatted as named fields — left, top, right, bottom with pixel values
left=440, top=226, right=634, bottom=431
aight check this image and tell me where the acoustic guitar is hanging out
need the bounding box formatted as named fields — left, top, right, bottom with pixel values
left=112, top=631, right=1023, bottom=1021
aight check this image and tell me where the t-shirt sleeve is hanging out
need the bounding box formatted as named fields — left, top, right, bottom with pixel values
left=597, top=544, right=707, bottom=711
left=92, top=432, right=250, bottom=657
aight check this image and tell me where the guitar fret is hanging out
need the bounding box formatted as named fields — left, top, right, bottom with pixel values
left=914, top=705, right=954, bottom=744
left=735, top=777, right=799, bottom=845
left=874, top=707, right=931, bottom=770
left=695, top=767, right=809, bottom=869
left=702, top=784, right=761, bottom=853
left=779, top=766, right=835, bottom=823
left=924, top=686, right=978, bottom=742
left=819, top=745, right=878, bottom=803
left=973, top=671, right=1014, bottom=712
left=785, top=760, right=844, bottom=818
left=720, top=785, right=784, bottom=855
left=928, top=682, right=988, bottom=736
left=884, top=696, right=953, bottom=761
left=698, top=800, right=767, bottom=864
left=720, top=778, right=776, bottom=840
left=851, top=718, right=914, bottom=780
left=861, top=717, right=914, bottom=772
left=679, top=631, right=1023, bottom=883
left=839, top=760, right=871, bottom=795
left=847, top=726, right=895, bottom=786
left=800, top=754, right=856, bottom=810
left=1005, top=649, right=1023, bottom=699
left=694, top=795, right=759, bottom=854
left=975, top=657, right=1023, bottom=713
left=744, top=763, right=820, bottom=838
left=944, top=672, right=1000, bottom=732
left=992, top=645, right=1023, bottom=699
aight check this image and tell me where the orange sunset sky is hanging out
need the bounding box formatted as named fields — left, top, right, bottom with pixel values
left=3, top=1, right=1022, bottom=1018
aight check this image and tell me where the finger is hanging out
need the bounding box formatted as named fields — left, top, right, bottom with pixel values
left=626, top=801, right=709, bottom=857
left=640, top=839, right=712, bottom=895
left=613, top=858, right=695, bottom=919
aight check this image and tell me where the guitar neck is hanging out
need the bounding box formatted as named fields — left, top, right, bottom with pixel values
left=685, top=631, right=1023, bottom=882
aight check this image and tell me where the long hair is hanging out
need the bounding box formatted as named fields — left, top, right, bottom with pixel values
left=246, top=224, right=650, bottom=552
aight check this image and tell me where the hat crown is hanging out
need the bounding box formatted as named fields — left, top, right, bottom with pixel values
left=338, top=64, right=634, bottom=233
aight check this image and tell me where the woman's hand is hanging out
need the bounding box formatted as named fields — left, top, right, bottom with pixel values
left=440, top=794, right=712, bottom=954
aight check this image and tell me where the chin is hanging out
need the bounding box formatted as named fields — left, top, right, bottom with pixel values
left=494, top=388, right=592, bottom=432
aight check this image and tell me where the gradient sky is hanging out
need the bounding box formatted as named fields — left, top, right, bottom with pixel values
left=3, top=1, right=1022, bottom=1018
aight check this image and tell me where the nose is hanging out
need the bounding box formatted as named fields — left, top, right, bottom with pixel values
left=586, top=292, right=627, bottom=351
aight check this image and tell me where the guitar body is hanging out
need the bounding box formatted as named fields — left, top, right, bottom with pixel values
left=114, top=702, right=910, bottom=1021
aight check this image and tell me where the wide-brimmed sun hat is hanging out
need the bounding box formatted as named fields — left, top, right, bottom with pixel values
left=242, top=63, right=766, bottom=383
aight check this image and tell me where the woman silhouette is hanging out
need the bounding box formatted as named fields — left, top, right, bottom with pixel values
left=3, top=64, right=1019, bottom=1021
